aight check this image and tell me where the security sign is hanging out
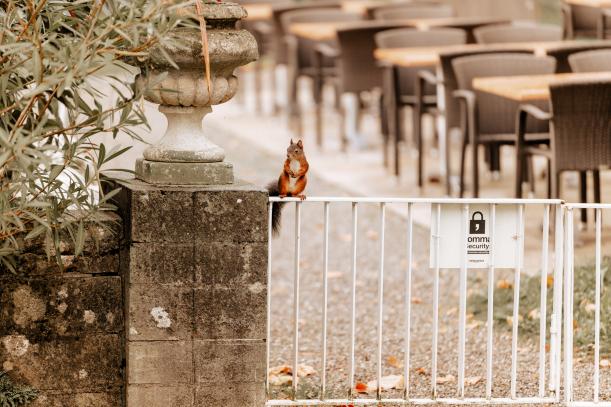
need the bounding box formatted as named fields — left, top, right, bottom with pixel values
left=469, top=211, right=485, bottom=234
left=429, top=204, right=523, bottom=269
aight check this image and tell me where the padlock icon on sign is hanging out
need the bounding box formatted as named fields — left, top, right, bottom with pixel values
left=470, top=211, right=485, bottom=234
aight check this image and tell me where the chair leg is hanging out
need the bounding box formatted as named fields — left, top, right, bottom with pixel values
left=413, top=105, right=423, bottom=187
left=527, top=156, right=536, bottom=195
left=339, top=97, right=348, bottom=152
left=255, top=60, right=263, bottom=114
left=594, top=169, right=601, bottom=203
left=394, top=105, right=403, bottom=178
left=580, top=171, right=588, bottom=225
left=459, top=129, right=468, bottom=198
left=472, top=142, right=480, bottom=198
left=271, top=64, right=279, bottom=115
left=380, top=94, right=389, bottom=167
left=547, top=159, right=552, bottom=199
left=313, top=76, right=324, bottom=149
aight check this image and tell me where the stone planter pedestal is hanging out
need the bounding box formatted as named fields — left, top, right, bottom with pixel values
left=117, top=3, right=268, bottom=407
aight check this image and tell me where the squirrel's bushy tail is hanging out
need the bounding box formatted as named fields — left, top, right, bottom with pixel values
left=267, top=181, right=285, bottom=236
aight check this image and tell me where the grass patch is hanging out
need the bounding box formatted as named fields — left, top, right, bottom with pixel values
left=469, top=259, right=611, bottom=355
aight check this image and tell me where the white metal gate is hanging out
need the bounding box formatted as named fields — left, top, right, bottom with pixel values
left=266, top=197, right=566, bottom=406
left=563, top=203, right=611, bottom=407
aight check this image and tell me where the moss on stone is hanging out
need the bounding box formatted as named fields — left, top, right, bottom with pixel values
left=0, top=371, right=38, bottom=406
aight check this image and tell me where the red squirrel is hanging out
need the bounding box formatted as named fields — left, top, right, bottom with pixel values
left=267, top=139, right=309, bottom=235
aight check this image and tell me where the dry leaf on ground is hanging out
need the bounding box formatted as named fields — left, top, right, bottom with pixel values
left=465, top=376, right=483, bottom=386
left=355, top=382, right=368, bottom=393
left=600, top=359, right=611, bottom=368
left=366, top=374, right=404, bottom=393
left=497, top=279, right=512, bottom=289
left=528, top=308, right=541, bottom=320
left=416, top=367, right=427, bottom=375
left=436, top=374, right=455, bottom=384
left=268, top=364, right=317, bottom=386
left=387, top=355, right=402, bottom=368
left=411, top=297, right=423, bottom=304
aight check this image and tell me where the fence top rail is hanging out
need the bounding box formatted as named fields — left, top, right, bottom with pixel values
left=565, top=203, right=611, bottom=209
left=268, top=196, right=564, bottom=205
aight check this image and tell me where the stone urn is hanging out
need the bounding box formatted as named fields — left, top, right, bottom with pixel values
left=135, top=1, right=258, bottom=185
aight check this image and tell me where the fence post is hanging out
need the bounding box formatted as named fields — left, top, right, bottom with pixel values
left=116, top=181, right=268, bottom=407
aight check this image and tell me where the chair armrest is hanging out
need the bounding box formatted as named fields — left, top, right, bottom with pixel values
left=519, top=104, right=552, bottom=122
left=418, top=69, right=440, bottom=86
left=314, top=43, right=340, bottom=59
left=453, top=89, right=478, bottom=145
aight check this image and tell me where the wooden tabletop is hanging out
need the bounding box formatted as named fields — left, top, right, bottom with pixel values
left=565, top=0, right=611, bottom=8
left=289, top=16, right=507, bottom=41
left=473, top=72, right=611, bottom=101
left=243, top=3, right=273, bottom=21
left=374, top=40, right=611, bottom=67
left=341, top=0, right=412, bottom=15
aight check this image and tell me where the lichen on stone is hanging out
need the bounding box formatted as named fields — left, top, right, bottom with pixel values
left=0, top=371, right=38, bottom=406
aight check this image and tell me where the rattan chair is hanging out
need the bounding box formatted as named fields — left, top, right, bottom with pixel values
left=569, top=49, right=611, bottom=72
left=515, top=81, right=611, bottom=205
left=452, top=53, right=556, bottom=198
left=364, top=1, right=441, bottom=19
left=415, top=48, right=534, bottom=194
left=270, top=1, right=341, bottom=113
left=375, top=28, right=467, bottom=183
left=374, top=4, right=454, bottom=20
left=474, top=23, right=563, bottom=44
left=313, top=22, right=406, bottom=149
left=546, top=43, right=611, bottom=73
left=282, top=9, right=363, bottom=138
left=562, top=1, right=611, bottom=39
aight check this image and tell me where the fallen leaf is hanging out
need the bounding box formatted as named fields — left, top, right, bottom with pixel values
left=506, top=315, right=523, bottom=327
left=497, top=279, right=512, bottom=289
left=465, top=376, right=483, bottom=386
left=339, top=233, right=352, bottom=242
left=387, top=355, right=402, bottom=369
left=328, top=271, right=344, bottom=279
left=436, top=374, right=455, bottom=384
left=411, top=297, right=423, bottom=304
left=545, top=343, right=550, bottom=352
left=600, top=359, right=610, bottom=368
left=468, top=320, right=482, bottom=330
left=366, top=230, right=379, bottom=240
left=269, top=374, right=292, bottom=386
left=355, top=382, right=368, bottom=393
left=528, top=308, right=541, bottom=320
left=547, top=274, right=554, bottom=287
left=366, top=374, right=404, bottom=393
left=416, top=367, right=427, bottom=375
left=297, top=364, right=317, bottom=377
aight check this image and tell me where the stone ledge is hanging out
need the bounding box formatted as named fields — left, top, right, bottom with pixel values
left=136, top=159, right=233, bottom=186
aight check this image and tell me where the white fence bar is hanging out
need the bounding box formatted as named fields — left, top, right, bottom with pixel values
left=432, top=204, right=441, bottom=399
left=594, top=208, right=601, bottom=403
left=376, top=203, right=386, bottom=400
left=458, top=204, right=469, bottom=397
left=510, top=205, right=524, bottom=399
left=348, top=202, right=358, bottom=397
left=292, top=202, right=302, bottom=399
left=564, top=208, right=575, bottom=403
left=266, top=202, right=274, bottom=396
left=486, top=203, right=496, bottom=399
left=320, top=202, right=330, bottom=398
left=403, top=203, right=413, bottom=401
left=267, top=198, right=565, bottom=407
left=538, top=205, right=550, bottom=397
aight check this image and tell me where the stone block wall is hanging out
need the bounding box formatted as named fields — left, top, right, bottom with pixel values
left=116, top=179, right=268, bottom=407
left=0, top=216, right=124, bottom=406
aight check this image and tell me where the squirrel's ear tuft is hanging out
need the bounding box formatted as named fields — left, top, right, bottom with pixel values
left=297, top=139, right=303, bottom=148
left=289, top=138, right=294, bottom=145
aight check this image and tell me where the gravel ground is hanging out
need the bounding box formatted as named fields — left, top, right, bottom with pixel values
left=211, top=129, right=609, bottom=405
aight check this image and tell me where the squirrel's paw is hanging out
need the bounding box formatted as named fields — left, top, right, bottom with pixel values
left=279, top=194, right=287, bottom=199
left=297, top=194, right=306, bottom=201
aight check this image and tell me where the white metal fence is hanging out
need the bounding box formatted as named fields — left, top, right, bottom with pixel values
left=563, top=203, right=611, bottom=407
left=266, top=197, right=570, bottom=406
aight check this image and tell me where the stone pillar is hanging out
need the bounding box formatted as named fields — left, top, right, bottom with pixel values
left=117, top=180, right=268, bottom=406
